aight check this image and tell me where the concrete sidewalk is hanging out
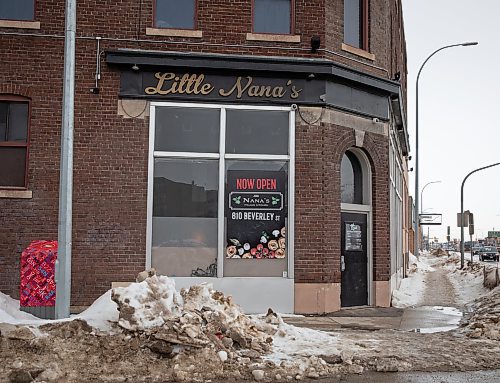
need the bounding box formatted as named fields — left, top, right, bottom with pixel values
left=283, top=306, right=462, bottom=332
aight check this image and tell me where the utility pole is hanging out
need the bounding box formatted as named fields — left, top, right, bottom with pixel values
left=55, top=0, right=77, bottom=319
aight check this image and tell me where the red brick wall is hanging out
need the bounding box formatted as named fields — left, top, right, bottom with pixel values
left=294, top=121, right=390, bottom=284
left=0, top=0, right=403, bottom=304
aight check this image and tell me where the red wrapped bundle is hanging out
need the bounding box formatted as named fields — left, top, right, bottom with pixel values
left=20, top=240, right=58, bottom=307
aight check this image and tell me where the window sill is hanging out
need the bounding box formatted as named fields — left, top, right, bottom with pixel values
left=145, top=27, right=202, bottom=38
left=0, top=20, right=40, bottom=29
left=0, top=189, right=32, bottom=199
left=341, top=43, right=375, bottom=61
left=246, top=33, right=301, bottom=43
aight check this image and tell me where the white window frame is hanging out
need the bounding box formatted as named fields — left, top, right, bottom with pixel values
left=145, top=102, right=295, bottom=279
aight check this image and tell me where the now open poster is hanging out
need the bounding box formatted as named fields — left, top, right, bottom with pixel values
left=226, top=170, right=287, bottom=260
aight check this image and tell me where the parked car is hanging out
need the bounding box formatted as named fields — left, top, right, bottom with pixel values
left=478, top=246, right=500, bottom=262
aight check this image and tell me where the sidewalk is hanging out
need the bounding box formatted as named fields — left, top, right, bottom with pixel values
left=283, top=305, right=462, bottom=332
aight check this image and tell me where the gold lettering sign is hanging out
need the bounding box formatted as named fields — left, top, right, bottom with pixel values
left=145, top=72, right=215, bottom=96
left=145, top=72, right=302, bottom=100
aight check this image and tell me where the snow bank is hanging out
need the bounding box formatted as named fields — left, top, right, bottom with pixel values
left=73, top=290, right=119, bottom=332
left=391, top=252, right=434, bottom=308
left=461, top=285, right=500, bottom=340
left=0, top=292, right=39, bottom=324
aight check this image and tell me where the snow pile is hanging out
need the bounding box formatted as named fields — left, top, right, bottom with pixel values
left=461, top=285, right=500, bottom=340
left=110, top=272, right=348, bottom=380
left=74, top=290, right=119, bottom=332
left=440, top=253, right=490, bottom=306
left=392, top=252, right=434, bottom=308
left=0, top=292, right=41, bottom=324
left=112, top=274, right=274, bottom=354
left=112, top=275, right=182, bottom=330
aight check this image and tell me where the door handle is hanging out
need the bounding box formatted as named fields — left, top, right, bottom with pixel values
left=341, top=255, right=345, bottom=272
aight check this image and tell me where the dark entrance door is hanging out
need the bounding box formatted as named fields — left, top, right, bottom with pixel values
left=341, top=212, right=368, bottom=307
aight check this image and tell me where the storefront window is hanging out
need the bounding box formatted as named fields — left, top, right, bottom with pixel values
left=152, top=159, right=218, bottom=277
left=150, top=104, right=292, bottom=279
left=226, top=109, right=289, bottom=155
left=155, top=107, right=219, bottom=153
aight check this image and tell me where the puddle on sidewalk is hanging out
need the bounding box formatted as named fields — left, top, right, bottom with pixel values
left=401, top=306, right=463, bottom=333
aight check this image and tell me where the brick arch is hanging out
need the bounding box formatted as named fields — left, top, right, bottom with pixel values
left=0, top=83, right=34, bottom=99
left=333, top=129, right=391, bottom=287
left=333, top=130, right=384, bottom=175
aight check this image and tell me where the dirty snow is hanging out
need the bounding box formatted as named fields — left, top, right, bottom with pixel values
left=2, top=259, right=500, bottom=382
left=392, top=252, right=434, bottom=308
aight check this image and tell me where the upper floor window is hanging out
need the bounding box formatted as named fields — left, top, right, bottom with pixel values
left=154, top=0, right=196, bottom=29
left=0, top=0, right=35, bottom=21
left=0, top=98, right=30, bottom=188
left=253, top=0, right=292, bottom=34
left=344, top=0, right=368, bottom=50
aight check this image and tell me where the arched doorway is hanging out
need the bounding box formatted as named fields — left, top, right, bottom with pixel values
left=340, top=149, right=372, bottom=307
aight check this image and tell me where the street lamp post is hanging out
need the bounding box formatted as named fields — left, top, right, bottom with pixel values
left=414, top=42, right=478, bottom=258
left=420, top=181, right=441, bottom=251
left=460, top=162, right=500, bottom=268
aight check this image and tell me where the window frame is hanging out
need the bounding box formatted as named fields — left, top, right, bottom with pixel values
left=0, top=0, right=36, bottom=22
left=343, top=0, right=369, bottom=51
left=0, top=95, right=31, bottom=190
left=153, top=0, right=198, bottom=31
left=251, top=0, right=295, bottom=36
left=146, top=102, right=295, bottom=280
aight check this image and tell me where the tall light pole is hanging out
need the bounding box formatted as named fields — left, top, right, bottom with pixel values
left=414, top=42, right=478, bottom=258
left=420, top=181, right=441, bottom=251
left=460, top=162, right=500, bottom=268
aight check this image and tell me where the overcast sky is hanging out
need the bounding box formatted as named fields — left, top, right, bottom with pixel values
left=401, top=0, right=500, bottom=242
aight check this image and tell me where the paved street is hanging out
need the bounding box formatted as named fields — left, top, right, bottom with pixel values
left=337, top=370, right=500, bottom=382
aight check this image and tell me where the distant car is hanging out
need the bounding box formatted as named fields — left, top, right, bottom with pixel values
left=478, top=246, right=499, bottom=262
left=473, top=246, right=484, bottom=256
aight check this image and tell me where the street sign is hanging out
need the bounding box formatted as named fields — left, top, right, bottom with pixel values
left=419, top=213, right=442, bottom=225
left=457, top=212, right=469, bottom=227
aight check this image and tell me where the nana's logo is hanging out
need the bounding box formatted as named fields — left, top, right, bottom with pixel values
left=229, top=192, right=283, bottom=211
left=243, top=195, right=271, bottom=204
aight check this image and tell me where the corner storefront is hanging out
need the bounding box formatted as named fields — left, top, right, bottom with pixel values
left=106, top=50, right=407, bottom=314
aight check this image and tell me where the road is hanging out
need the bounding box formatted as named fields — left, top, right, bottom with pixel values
left=216, top=370, right=500, bottom=383
left=335, top=370, right=500, bottom=382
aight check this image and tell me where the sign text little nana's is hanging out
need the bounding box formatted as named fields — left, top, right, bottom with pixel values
left=145, top=72, right=303, bottom=99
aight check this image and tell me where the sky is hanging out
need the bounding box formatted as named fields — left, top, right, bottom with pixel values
left=401, top=0, right=500, bottom=242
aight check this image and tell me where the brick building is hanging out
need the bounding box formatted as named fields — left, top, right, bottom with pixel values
left=0, top=0, right=409, bottom=313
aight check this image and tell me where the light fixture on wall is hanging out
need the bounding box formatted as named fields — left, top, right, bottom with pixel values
left=310, top=36, right=321, bottom=53
left=131, top=64, right=140, bottom=71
